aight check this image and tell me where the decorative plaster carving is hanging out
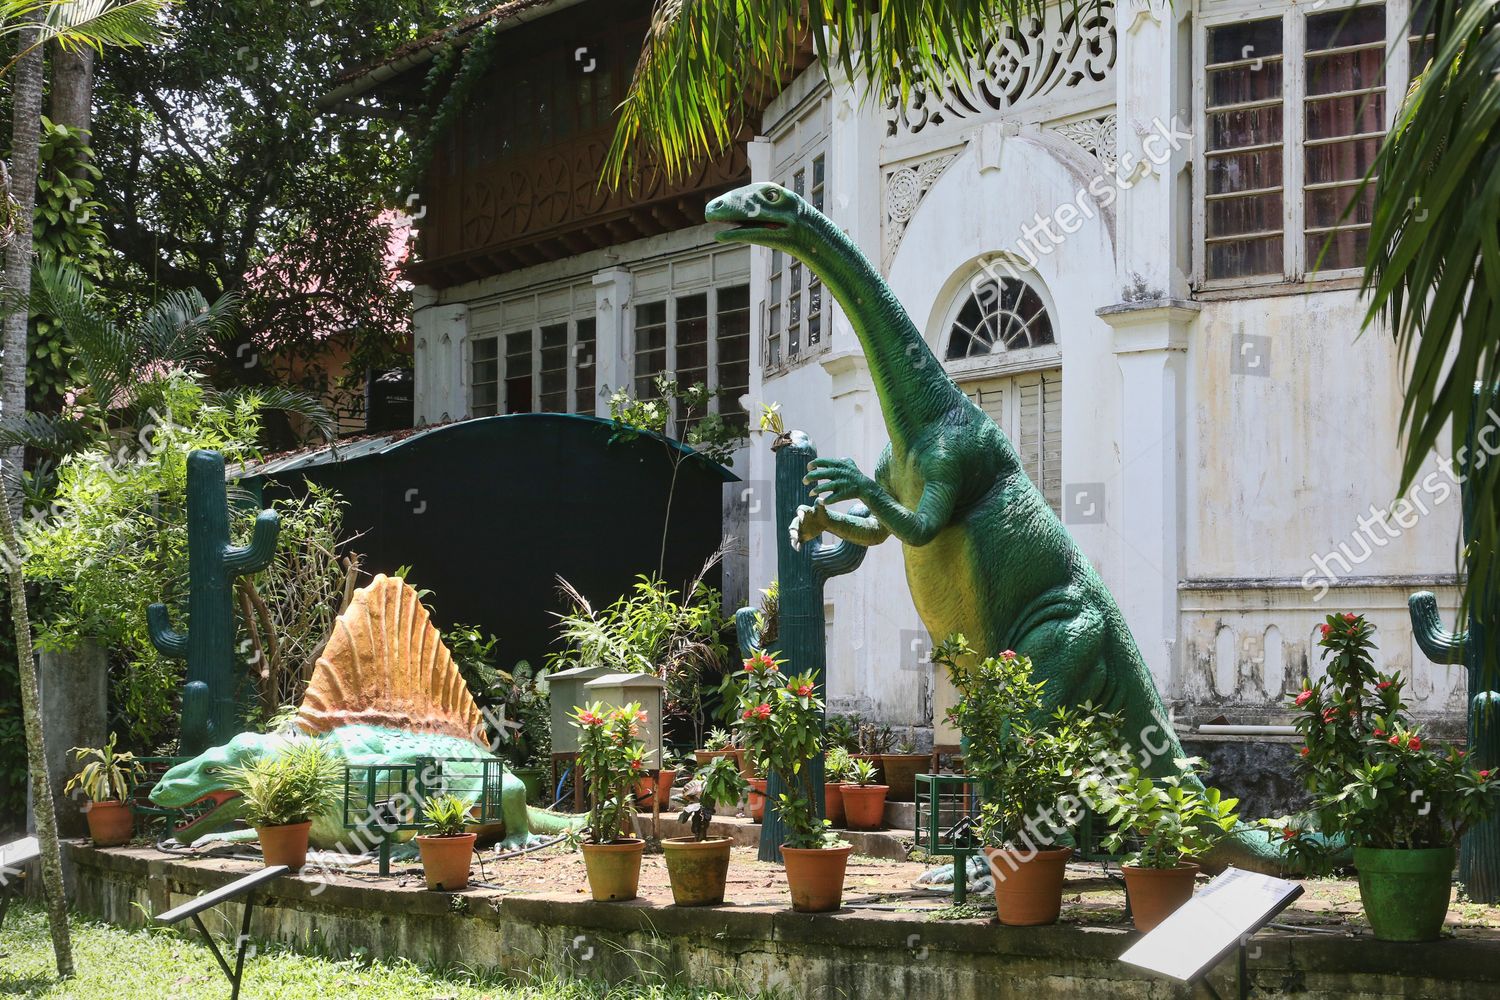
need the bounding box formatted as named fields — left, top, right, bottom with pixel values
left=1050, top=113, right=1117, bottom=170
left=882, top=151, right=961, bottom=269
left=884, top=0, right=1115, bottom=138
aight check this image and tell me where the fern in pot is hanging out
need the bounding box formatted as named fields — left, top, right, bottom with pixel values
left=225, top=739, right=342, bottom=872
left=663, top=754, right=748, bottom=906
left=416, top=793, right=476, bottom=891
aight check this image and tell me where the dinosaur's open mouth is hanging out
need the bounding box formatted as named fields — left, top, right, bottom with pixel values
left=729, top=220, right=785, bottom=231
left=173, top=790, right=241, bottom=834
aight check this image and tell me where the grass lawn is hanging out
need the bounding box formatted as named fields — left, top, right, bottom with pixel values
left=0, top=905, right=772, bottom=1000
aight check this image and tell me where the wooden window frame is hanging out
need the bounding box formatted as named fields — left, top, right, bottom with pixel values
left=1193, top=0, right=1415, bottom=292
left=631, top=282, right=753, bottom=438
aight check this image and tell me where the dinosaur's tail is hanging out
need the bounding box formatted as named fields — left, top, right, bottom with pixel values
left=526, top=805, right=588, bottom=836
left=1204, top=823, right=1350, bottom=875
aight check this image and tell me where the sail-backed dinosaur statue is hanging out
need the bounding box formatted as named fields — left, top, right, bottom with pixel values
left=706, top=182, right=1288, bottom=869
left=152, top=575, right=582, bottom=852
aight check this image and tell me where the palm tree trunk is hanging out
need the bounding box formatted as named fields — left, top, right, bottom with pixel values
left=48, top=47, right=93, bottom=141
left=1, top=17, right=45, bottom=518
left=0, top=470, right=74, bottom=977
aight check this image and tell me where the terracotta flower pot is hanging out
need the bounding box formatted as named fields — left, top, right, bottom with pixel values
left=694, top=749, right=736, bottom=769
left=1122, top=862, right=1201, bottom=932
left=748, top=778, right=767, bottom=822
left=83, top=800, right=134, bottom=847
left=781, top=843, right=853, bottom=913
left=1355, top=845, right=1456, bottom=942
left=256, top=821, right=313, bottom=872
left=984, top=846, right=1072, bottom=926
left=582, top=838, right=645, bottom=901
left=839, top=783, right=888, bottom=831
left=634, top=767, right=677, bottom=808
left=662, top=836, right=733, bottom=906
left=417, top=833, right=476, bottom=891
left=731, top=748, right=753, bottom=781
left=823, top=782, right=846, bottom=827
left=879, top=754, right=928, bottom=802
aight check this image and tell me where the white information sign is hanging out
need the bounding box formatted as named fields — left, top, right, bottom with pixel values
left=1119, top=866, right=1304, bottom=983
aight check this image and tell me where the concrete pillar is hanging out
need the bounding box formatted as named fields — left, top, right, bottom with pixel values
left=28, top=641, right=108, bottom=839
left=412, top=290, right=468, bottom=424
left=1098, top=301, right=1197, bottom=691
left=592, top=268, right=634, bottom=418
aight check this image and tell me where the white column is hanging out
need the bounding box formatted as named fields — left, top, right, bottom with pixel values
left=411, top=287, right=467, bottom=425
left=1098, top=301, right=1197, bottom=691
left=591, top=268, right=633, bottom=418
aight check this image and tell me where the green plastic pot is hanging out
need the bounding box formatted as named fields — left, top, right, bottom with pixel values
left=513, top=766, right=546, bottom=804
left=1354, top=845, right=1455, bottom=942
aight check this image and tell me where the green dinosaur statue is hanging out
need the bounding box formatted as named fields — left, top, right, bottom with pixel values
left=151, top=574, right=583, bottom=853
left=734, top=431, right=867, bottom=862
left=150, top=725, right=580, bottom=853
left=148, top=449, right=281, bottom=756
left=706, top=182, right=1284, bottom=869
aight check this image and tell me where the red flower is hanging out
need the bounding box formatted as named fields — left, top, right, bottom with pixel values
left=792, top=683, right=813, bottom=697
left=1389, top=736, right=1401, bottom=747
left=578, top=711, right=603, bottom=727
left=751, top=703, right=772, bottom=720
left=630, top=759, right=644, bottom=772
left=742, top=707, right=754, bottom=720
left=1373, top=728, right=1385, bottom=737
left=1299, top=746, right=1310, bottom=757
left=1482, top=770, right=1491, bottom=780
left=1377, top=681, right=1392, bottom=690
left=1000, top=649, right=1017, bottom=660
left=1282, top=826, right=1297, bottom=841
left=1295, top=690, right=1314, bottom=707
left=636, top=710, right=649, bottom=724
left=1321, top=707, right=1338, bottom=723
left=1320, top=624, right=1332, bottom=638
left=1410, top=736, right=1422, bottom=750
left=1343, top=613, right=1357, bottom=623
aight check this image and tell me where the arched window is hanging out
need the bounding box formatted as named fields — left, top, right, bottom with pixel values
left=945, top=275, right=1055, bottom=360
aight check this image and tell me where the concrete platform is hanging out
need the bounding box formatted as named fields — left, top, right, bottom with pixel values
left=640, top=808, right=915, bottom=860
left=61, top=842, right=1500, bottom=999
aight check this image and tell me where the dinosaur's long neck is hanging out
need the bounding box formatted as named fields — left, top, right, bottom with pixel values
left=795, top=213, right=968, bottom=447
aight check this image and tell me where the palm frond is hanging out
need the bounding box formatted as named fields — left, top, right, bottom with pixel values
left=605, top=0, right=1044, bottom=185
left=1363, top=0, right=1500, bottom=682
left=0, top=0, right=169, bottom=48
left=134, top=288, right=237, bottom=370
left=31, top=256, right=130, bottom=411
left=0, top=410, right=93, bottom=453
left=218, top=385, right=338, bottom=442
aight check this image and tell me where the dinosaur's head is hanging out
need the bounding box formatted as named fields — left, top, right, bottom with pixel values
left=150, top=731, right=290, bottom=841
left=706, top=183, right=809, bottom=250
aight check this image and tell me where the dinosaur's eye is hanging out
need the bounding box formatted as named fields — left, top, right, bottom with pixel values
left=763, top=188, right=782, bottom=204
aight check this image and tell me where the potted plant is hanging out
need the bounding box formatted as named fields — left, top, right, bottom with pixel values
left=840, top=759, right=889, bottom=831
left=850, top=722, right=890, bottom=784
left=416, top=794, right=477, bottom=891
left=634, top=749, right=679, bottom=810
left=881, top=729, right=928, bottom=803
left=1101, top=759, right=1240, bottom=931
left=734, top=650, right=850, bottom=912
left=1285, top=612, right=1500, bottom=941
left=65, top=734, right=146, bottom=847
left=225, top=738, right=342, bottom=872
left=664, top=754, right=748, bottom=905
left=572, top=700, right=650, bottom=901
left=695, top=727, right=739, bottom=771
left=935, top=635, right=1124, bottom=926
left=823, top=746, right=852, bottom=827
left=747, top=763, right=767, bottom=823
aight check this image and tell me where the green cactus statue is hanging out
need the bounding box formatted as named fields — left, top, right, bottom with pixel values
left=735, top=430, right=867, bottom=862
left=148, top=449, right=281, bottom=756
left=1410, top=386, right=1500, bottom=901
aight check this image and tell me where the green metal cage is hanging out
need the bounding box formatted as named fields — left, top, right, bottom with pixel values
left=340, top=756, right=512, bottom=874
left=914, top=771, right=985, bottom=903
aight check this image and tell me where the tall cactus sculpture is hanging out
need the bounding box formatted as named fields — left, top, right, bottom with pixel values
left=148, top=449, right=281, bottom=756
left=735, top=431, right=867, bottom=862
left=1410, top=387, right=1500, bottom=901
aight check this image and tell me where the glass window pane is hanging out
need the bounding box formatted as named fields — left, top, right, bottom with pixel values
left=574, top=317, right=596, bottom=414
left=504, top=331, right=534, bottom=414
left=539, top=323, right=568, bottom=413
left=634, top=301, right=667, bottom=397
left=716, top=285, right=750, bottom=429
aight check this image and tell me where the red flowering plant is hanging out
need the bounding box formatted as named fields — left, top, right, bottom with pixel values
left=571, top=701, right=650, bottom=845
left=1284, top=613, right=1500, bottom=858
left=732, top=651, right=843, bottom=849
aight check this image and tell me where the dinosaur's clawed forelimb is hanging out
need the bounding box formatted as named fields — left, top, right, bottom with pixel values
left=790, top=501, right=890, bottom=551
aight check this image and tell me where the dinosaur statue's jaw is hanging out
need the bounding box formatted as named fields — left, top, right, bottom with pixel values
left=705, top=183, right=800, bottom=249
left=711, top=219, right=789, bottom=245
left=165, top=789, right=245, bottom=839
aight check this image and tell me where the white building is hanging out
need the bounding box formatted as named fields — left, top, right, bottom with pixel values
left=333, top=0, right=1463, bottom=743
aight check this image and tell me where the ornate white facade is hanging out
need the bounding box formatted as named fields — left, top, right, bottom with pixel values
left=412, top=0, right=1464, bottom=739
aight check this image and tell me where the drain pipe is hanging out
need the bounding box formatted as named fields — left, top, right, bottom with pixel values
left=1196, top=724, right=1299, bottom=736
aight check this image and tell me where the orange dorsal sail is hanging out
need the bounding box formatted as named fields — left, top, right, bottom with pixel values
left=296, top=574, right=487, bottom=747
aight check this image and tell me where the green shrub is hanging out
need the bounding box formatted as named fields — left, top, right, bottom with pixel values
left=226, top=739, right=342, bottom=828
